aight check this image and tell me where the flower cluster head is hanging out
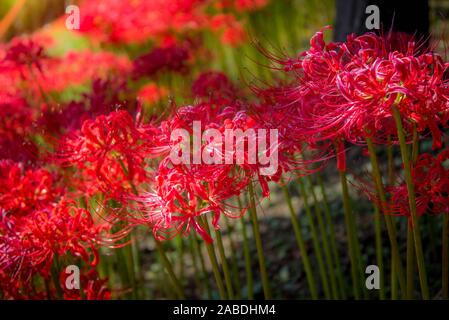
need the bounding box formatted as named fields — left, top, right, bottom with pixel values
left=60, top=269, right=111, bottom=300
left=192, top=71, right=237, bottom=101
left=132, top=44, right=190, bottom=79
left=0, top=160, right=110, bottom=299
left=124, top=81, right=281, bottom=242
left=1, top=38, right=46, bottom=73
left=262, top=27, right=449, bottom=171
left=56, top=110, right=152, bottom=198
left=76, top=0, right=270, bottom=46
left=389, top=150, right=449, bottom=218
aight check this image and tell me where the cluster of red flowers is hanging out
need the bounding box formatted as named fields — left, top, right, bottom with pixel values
left=77, top=0, right=269, bottom=46
left=0, top=0, right=281, bottom=300
left=56, top=110, right=152, bottom=198
left=2, top=0, right=449, bottom=299
left=262, top=28, right=449, bottom=224
left=259, top=28, right=449, bottom=172
left=0, top=31, right=137, bottom=299
left=0, top=160, right=110, bottom=299
left=389, top=150, right=449, bottom=217
left=119, top=71, right=283, bottom=242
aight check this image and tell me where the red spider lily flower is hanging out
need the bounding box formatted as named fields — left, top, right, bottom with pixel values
left=0, top=268, right=48, bottom=299
left=55, top=110, right=152, bottom=198
left=0, top=160, right=62, bottom=216
left=132, top=44, right=190, bottom=79
left=38, top=78, right=133, bottom=137
left=192, top=71, right=237, bottom=101
left=137, top=83, right=168, bottom=106
left=251, top=91, right=334, bottom=176
left=0, top=199, right=110, bottom=288
left=76, top=0, right=259, bottom=45
left=0, top=98, right=33, bottom=139
left=61, top=269, right=111, bottom=300
left=127, top=160, right=249, bottom=243
left=35, top=51, right=132, bottom=93
left=0, top=135, right=38, bottom=165
left=0, top=38, right=46, bottom=74
left=1, top=41, right=131, bottom=105
left=121, top=101, right=282, bottom=242
left=259, top=28, right=449, bottom=173
left=389, top=150, right=449, bottom=218
left=0, top=98, right=39, bottom=164
left=209, top=14, right=246, bottom=46
left=0, top=135, right=117, bottom=301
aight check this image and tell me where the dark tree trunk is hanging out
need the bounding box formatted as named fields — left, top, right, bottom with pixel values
left=334, top=0, right=429, bottom=41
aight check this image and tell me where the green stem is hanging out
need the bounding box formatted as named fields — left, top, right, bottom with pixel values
left=192, top=235, right=213, bottom=299
left=238, top=196, right=254, bottom=300
left=199, top=216, right=227, bottom=300
left=306, top=175, right=339, bottom=299
left=339, top=170, right=362, bottom=299
left=391, top=257, right=398, bottom=300
left=406, top=223, right=415, bottom=299
left=189, top=235, right=205, bottom=298
left=387, top=140, right=399, bottom=300
left=248, top=182, right=272, bottom=299
left=44, top=278, right=52, bottom=300
left=443, top=214, right=449, bottom=299
left=297, top=178, right=331, bottom=299
left=155, top=240, right=185, bottom=299
left=373, top=206, right=385, bottom=299
left=132, top=236, right=145, bottom=299
left=365, top=136, right=407, bottom=296
left=406, top=125, right=419, bottom=300
left=214, top=229, right=235, bottom=299
left=281, top=183, right=319, bottom=299
left=317, top=173, right=347, bottom=299
left=224, top=216, right=242, bottom=298
left=124, top=236, right=138, bottom=299
left=392, top=106, right=429, bottom=299
left=51, top=256, right=63, bottom=299
left=177, top=236, right=185, bottom=287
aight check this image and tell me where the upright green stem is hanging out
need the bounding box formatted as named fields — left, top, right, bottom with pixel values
left=443, top=214, right=449, bottom=299
left=238, top=196, right=254, bottom=300
left=406, top=125, right=420, bottom=300
left=199, top=216, right=227, bottom=300
left=131, top=236, right=145, bottom=299
left=176, top=236, right=185, bottom=286
left=281, top=183, right=319, bottom=299
left=317, top=173, right=347, bottom=299
left=373, top=206, right=385, bottom=300
left=224, top=216, right=242, bottom=298
left=214, top=229, right=235, bottom=299
left=339, top=170, right=362, bottom=299
left=406, top=223, right=415, bottom=299
left=248, top=183, right=272, bottom=299
left=306, top=175, right=339, bottom=299
left=365, top=136, right=407, bottom=296
left=392, top=106, right=429, bottom=299
left=387, top=140, right=399, bottom=300
left=391, top=258, right=398, bottom=300
left=155, top=240, right=185, bottom=299
left=297, top=178, right=331, bottom=299
left=51, top=256, right=63, bottom=299
left=189, top=235, right=206, bottom=298
left=192, top=235, right=213, bottom=299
